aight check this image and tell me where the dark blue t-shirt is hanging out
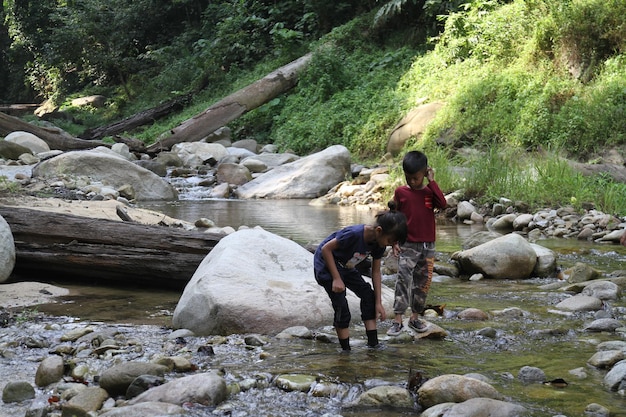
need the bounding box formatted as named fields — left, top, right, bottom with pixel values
left=313, top=224, right=385, bottom=275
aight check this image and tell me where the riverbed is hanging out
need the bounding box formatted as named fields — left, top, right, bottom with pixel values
left=0, top=197, right=616, bottom=416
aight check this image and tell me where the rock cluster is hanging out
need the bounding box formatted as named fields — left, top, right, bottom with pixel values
left=1, top=129, right=625, bottom=248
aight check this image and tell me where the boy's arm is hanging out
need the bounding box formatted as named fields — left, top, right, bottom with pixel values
left=321, top=238, right=345, bottom=293
left=427, top=179, right=447, bottom=209
left=371, top=257, right=386, bottom=321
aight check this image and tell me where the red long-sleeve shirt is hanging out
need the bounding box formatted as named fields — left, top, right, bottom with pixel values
left=394, top=181, right=447, bottom=243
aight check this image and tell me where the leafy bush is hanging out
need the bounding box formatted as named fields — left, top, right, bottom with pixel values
left=397, top=0, right=626, bottom=161
left=269, top=45, right=414, bottom=156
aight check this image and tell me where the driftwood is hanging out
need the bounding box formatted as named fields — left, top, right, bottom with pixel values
left=78, top=93, right=193, bottom=141
left=0, top=104, right=40, bottom=117
left=147, top=53, right=312, bottom=153
left=0, top=206, right=223, bottom=289
left=0, top=112, right=105, bottom=151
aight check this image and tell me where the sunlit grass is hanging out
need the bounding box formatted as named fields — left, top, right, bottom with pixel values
left=389, top=143, right=626, bottom=217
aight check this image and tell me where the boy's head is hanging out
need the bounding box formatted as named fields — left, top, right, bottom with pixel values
left=402, top=151, right=428, bottom=190
left=402, top=151, right=428, bottom=174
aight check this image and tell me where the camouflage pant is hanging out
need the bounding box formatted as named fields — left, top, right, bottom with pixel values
left=393, top=241, right=435, bottom=315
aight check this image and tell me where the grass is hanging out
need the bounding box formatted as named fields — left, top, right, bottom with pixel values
left=386, top=142, right=626, bottom=217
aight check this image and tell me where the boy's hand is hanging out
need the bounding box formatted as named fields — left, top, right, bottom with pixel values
left=332, top=277, right=345, bottom=293
left=392, top=242, right=401, bottom=257
left=376, top=303, right=386, bottom=321
left=426, top=167, right=435, bottom=182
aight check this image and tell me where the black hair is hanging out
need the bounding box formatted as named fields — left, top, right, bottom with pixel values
left=374, top=202, right=408, bottom=244
left=402, top=150, right=428, bottom=174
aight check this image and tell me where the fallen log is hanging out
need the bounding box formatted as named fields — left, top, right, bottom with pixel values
left=0, top=206, right=223, bottom=289
left=78, top=93, right=193, bottom=141
left=147, top=53, right=312, bottom=153
left=0, top=112, right=106, bottom=151
left=0, top=104, right=40, bottom=117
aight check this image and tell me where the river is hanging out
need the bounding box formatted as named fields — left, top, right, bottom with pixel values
left=27, top=197, right=626, bottom=416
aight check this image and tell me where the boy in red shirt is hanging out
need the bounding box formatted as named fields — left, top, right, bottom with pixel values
left=387, top=150, right=447, bottom=335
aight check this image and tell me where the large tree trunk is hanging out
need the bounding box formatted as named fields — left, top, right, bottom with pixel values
left=0, top=112, right=105, bottom=151
left=0, top=206, right=223, bottom=289
left=147, top=53, right=312, bottom=153
left=78, top=92, right=193, bottom=141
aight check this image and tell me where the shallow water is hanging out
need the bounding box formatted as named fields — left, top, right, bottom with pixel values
left=22, top=198, right=626, bottom=416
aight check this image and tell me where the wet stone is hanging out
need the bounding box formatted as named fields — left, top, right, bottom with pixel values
left=2, top=380, right=35, bottom=403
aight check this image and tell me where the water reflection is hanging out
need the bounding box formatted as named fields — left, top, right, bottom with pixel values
left=139, top=199, right=384, bottom=245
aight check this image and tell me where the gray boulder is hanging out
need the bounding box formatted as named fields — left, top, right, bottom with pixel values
left=584, top=318, right=623, bottom=332
left=555, top=295, right=603, bottom=312
left=513, top=213, right=534, bottom=230
left=356, top=385, right=414, bottom=408
left=530, top=243, right=557, bottom=278
left=456, top=201, right=477, bottom=221
left=2, top=381, right=35, bottom=403
left=4, top=131, right=50, bottom=154
left=64, top=387, right=109, bottom=413
left=0, top=215, right=15, bottom=283
left=0, top=140, right=32, bottom=160
left=98, top=362, right=168, bottom=396
left=235, top=145, right=351, bottom=199
left=581, top=280, right=620, bottom=300
left=171, top=142, right=228, bottom=168
left=603, top=359, right=626, bottom=391
left=417, top=374, right=503, bottom=408
left=422, top=398, right=527, bottom=417
left=517, top=365, right=545, bottom=383
left=452, top=233, right=537, bottom=279
left=567, top=262, right=601, bottom=283
left=32, top=150, right=177, bottom=201
left=35, top=355, right=64, bottom=387
left=99, top=402, right=185, bottom=417
left=216, top=162, right=252, bottom=185
left=490, top=213, right=517, bottom=230
left=246, top=152, right=299, bottom=169
left=172, top=228, right=395, bottom=335
left=588, top=350, right=624, bottom=369
left=127, top=372, right=227, bottom=406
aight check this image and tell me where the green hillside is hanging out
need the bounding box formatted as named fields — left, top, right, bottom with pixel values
left=2, top=0, right=626, bottom=213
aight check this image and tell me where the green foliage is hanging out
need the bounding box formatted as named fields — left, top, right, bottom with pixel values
left=0, top=175, right=21, bottom=195
left=374, top=0, right=420, bottom=27
left=399, top=0, right=626, bottom=160
left=269, top=44, right=414, bottom=156
left=3, top=0, right=626, bottom=216
left=14, top=307, right=39, bottom=324
left=535, top=0, right=626, bottom=79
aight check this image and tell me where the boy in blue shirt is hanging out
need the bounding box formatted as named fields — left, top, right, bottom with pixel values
left=314, top=207, right=407, bottom=351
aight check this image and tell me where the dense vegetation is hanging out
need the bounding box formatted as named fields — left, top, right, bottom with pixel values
left=2, top=0, right=626, bottom=214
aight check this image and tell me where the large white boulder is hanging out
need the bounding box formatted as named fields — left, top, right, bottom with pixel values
left=0, top=215, right=15, bottom=283
left=32, top=150, right=177, bottom=201
left=235, top=145, right=351, bottom=199
left=4, top=131, right=50, bottom=154
left=172, top=228, right=394, bottom=335
left=451, top=233, right=537, bottom=279
left=171, top=142, right=228, bottom=168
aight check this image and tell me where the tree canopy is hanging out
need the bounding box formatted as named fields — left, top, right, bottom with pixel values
left=1, top=0, right=625, bottom=161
